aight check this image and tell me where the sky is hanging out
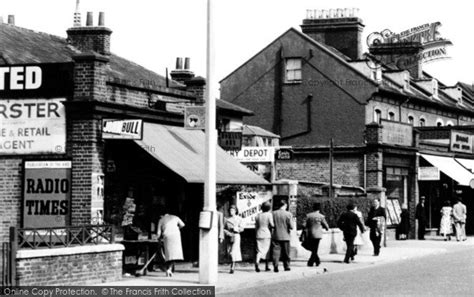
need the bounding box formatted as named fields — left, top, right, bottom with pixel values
left=1, top=0, right=473, bottom=95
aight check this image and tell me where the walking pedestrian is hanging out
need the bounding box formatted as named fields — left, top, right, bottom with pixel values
left=439, top=200, right=453, bottom=241
left=415, top=196, right=427, bottom=240
left=338, top=202, right=365, bottom=263
left=156, top=208, right=185, bottom=277
left=352, top=205, right=365, bottom=256
left=224, top=205, right=244, bottom=273
left=304, top=202, right=329, bottom=267
left=255, top=201, right=274, bottom=272
left=271, top=199, right=293, bottom=272
left=452, top=198, right=467, bottom=241
left=397, top=203, right=410, bottom=240
left=367, top=198, right=386, bottom=256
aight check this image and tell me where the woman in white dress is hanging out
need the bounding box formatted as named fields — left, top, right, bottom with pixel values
left=224, top=205, right=244, bottom=273
left=157, top=211, right=185, bottom=277
left=439, top=200, right=453, bottom=241
left=352, top=205, right=365, bottom=258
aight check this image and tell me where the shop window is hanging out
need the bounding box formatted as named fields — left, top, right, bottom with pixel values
left=285, top=58, right=302, bottom=83
left=374, top=109, right=382, bottom=124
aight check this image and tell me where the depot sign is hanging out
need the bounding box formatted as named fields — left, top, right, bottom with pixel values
left=229, top=146, right=275, bottom=163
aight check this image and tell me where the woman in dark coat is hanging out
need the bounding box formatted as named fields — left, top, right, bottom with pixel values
left=397, top=204, right=410, bottom=240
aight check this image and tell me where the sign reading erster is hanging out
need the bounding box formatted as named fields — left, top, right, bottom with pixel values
left=23, top=161, right=71, bottom=228
left=0, top=98, right=66, bottom=154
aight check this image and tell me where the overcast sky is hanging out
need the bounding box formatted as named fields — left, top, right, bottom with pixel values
left=2, top=0, right=472, bottom=95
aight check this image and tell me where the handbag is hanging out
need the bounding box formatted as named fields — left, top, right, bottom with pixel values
left=300, top=230, right=312, bottom=251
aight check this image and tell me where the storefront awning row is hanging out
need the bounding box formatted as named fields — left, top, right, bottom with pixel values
left=135, top=122, right=269, bottom=185
left=420, top=153, right=474, bottom=186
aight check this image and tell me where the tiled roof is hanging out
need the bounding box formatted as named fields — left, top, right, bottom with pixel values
left=216, top=99, right=254, bottom=116
left=0, top=23, right=182, bottom=88
left=243, top=125, right=280, bottom=138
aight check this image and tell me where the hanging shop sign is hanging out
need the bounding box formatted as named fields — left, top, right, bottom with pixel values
left=418, top=166, right=440, bottom=181
left=0, top=98, right=66, bottom=155
left=236, top=191, right=273, bottom=228
left=184, top=106, right=206, bottom=130
left=0, top=63, right=73, bottom=99
left=275, top=148, right=293, bottom=160
left=228, top=146, right=275, bottom=163
left=23, top=161, right=72, bottom=228
left=218, top=131, right=242, bottom=151
left=450, top=131, right=473, bottom=154
left=102, top=119, right=143, bottom=140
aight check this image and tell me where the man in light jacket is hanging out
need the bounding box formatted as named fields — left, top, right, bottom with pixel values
left=304, top=202, right=329, bottom=267
left=272, top=199, right=293, bottom=272
left=452, top=197, right=467, bottom=241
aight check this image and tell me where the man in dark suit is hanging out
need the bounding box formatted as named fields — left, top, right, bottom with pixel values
left=272, top=200, right=293, bottom=272
left=367, top=198, right=386, bottom=256
left=337, top=202, right=365, bottom=263
left=415, top=196, right=427, bottom=240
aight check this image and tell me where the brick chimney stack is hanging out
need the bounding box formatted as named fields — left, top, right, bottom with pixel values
left=170, top=57, right=195, bottom=84
left=301, top=8, right=364, bottom=60
left=67, top=10, right=112, bottom=56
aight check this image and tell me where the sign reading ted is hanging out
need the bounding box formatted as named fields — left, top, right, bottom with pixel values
left=23, top=161, right=72, bottom=228
left=0, top=98, right=66, bottom=155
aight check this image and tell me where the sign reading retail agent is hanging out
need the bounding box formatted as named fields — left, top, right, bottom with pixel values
left=23, top=161, right=71, bottom=228
left=0, top=63, right=73, bottom=98
left=450, top=131, right=473, bottom=154
left=184, top=106, right=206, bottom=130
left=0, top=98, right=66, bottom=155
left=418, top=166, right=440, bottom=181
left=228, top=146, right=275, bottom=163
left=236, top=191, right=272, bottom=228
left=381, top=120, right=413, bottom=147
left=102, top=119, right=143, bottom=140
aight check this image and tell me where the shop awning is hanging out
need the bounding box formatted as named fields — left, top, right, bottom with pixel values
left=420, top=154, right=474, bottom=186
left=455, top=158, right=474, bottom=174
left=135, top=123, right=269, bottom=185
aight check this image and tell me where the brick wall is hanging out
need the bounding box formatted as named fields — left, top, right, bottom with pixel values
left=276, top=154, right=364, bottom=187
left=0, top=159, right=22, bottom=243
left=16, top=247, right=122, bottom=285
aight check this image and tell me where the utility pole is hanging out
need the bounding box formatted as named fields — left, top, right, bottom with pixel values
left=199, top=0, right=218, bottom=284
left=329, top=138, right=334, bottom=199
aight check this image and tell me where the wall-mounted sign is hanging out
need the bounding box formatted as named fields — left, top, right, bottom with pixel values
left=218, top=131, right=242, bottom=151
left=102, top=119, right=143, bottom=140
left=0, top=63, right=73, bottom=99
left=236, top=191, right=272, bottom=228
left=91, top=173, right=105, bottom=224
left=275, top=148, right=293, bottom=160
left=0, top=98, right=66, bottom=155
left=450, top=131, right=473, bottom=154
left=228, top=146, right=275, bottom=163
left=23, top=161, right=71, bottom=228
left=381, top=120, right=413, bottom=147
left=418, top=166, right=440, bottom=181
left=184, top=106, right=206, bottom=130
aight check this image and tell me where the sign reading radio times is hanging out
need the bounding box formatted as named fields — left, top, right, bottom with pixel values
left=450, top=131, right=473, bottom=154
left=236, top=191, right=272, bottom=228
left=0, top=98, right=66, bottom=155
left=23, top=161, right=71, bottom=228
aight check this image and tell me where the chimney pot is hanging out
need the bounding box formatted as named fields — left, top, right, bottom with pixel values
left=98, top=12, right=105, bottom=26
left=184, top=57, right=191, bottom=70
left=86, top=12, right=93, bottom=26
left=321, top=10, right=328, bottom=18
left=8, top=15, right=15, bottom=25
left=176, top=57, right=183, bottom=70
left=328, top=9, right=335, bottom=18
left=336, top=8, right=343, bottom=18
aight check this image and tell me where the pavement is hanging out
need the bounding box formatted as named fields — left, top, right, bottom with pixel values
left=100, top=236, right=474, bottom=295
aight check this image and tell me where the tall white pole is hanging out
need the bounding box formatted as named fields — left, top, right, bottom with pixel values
left=199, top=0, right=218, bottom=284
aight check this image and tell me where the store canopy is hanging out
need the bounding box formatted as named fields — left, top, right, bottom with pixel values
left=135, top=123, right=269, bottom=185
left=420, top=154, right=474, bottom=186
left=455, top=158, right=474, bottom=174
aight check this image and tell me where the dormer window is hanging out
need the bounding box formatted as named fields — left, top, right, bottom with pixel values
left=285, top=58, right=302, bottom=83
left=408, top=115, right=414, bottom=125
left=374, top=109, right=382, bottom=124
left=388, top=111, right=395, bottom=121
left=419, top=118, right=426, bottom=127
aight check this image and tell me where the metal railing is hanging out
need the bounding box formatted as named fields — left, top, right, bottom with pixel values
left=13, top=225, right=115, bottom=249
